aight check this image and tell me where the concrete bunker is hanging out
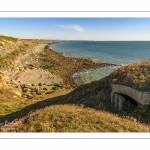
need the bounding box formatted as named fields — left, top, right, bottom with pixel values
left=119, top=93, right=138, bottom=107
left=111, top=84, right=150, bottom=110
left=111, top=92, right=138, bottom=110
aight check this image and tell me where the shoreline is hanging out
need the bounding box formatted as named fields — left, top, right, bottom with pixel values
left=50, top=44, right=120, bottom=65
left=42, top=43, right=120, bottom=87
left=72, top=65, right=121, bottom=86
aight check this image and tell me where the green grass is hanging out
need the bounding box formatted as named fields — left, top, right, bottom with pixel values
left=112, top=61, right=150, bottom=90
left=0, top=47, right=27, bottom=69
left=118, top=100, right=150, bottom=122
left=0, top=43, right=3, bottom=47
left=0, top=35, right=17, bottom=42
left=0, top=89, right=72, bottom=118
left=52, top=83, right=63, bottom=90
left=38, top=83, right=42, bottom=86
left=1, top=38, right=150, bottom=132
left=1, top=104, right=150, bottom=132
left=0, top=87, right=150, bottom=132
left=0, top=49, right=20, bottom=69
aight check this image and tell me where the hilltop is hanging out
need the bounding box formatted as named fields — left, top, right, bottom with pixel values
left=0, top=35, right=150, bottom=132
left=1, top=104, right=150, bottom=132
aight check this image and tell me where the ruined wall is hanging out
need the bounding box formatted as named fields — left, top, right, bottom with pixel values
left=111, top=84, right=150, bottom=105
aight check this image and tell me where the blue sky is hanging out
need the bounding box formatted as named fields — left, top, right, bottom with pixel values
left=0, top=18, right=150, bottom=41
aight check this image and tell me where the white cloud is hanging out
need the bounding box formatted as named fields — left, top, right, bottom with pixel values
left=58, top=24, right=85, bottom=32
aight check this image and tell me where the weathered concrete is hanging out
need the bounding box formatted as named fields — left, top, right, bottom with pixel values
left=111, top=92, right=125, bottom=110
left=111, top=84, right=150, bottom=110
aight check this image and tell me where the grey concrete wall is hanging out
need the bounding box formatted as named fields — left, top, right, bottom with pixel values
left=111, top=84, right=150, bottom=105
left=111, top=93, right=125, bottom=110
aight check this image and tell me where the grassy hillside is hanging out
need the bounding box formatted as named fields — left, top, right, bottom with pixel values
left=0, top=35, right=18, bottom=42
left=1, top=104, right=150, bottom=132
left=1, top=61, right=150, bottom=132
left=1, top=35, right=150, bottom=132
left=59, top=61, right=150, bottom=124
left=59, top=61, right=150, bottom=108
left=112, top=61, right=150, bottom=90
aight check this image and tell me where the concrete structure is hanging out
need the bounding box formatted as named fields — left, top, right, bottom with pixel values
left=111, top=84, right=150, bottom=110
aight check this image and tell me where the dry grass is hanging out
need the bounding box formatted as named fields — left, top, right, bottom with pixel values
left=58, top=61, right=150, bottom=125
left=0, top=35, right=18, bottom=42
left=0, top=88, right=72, bottom=118
left=1, top=104, right=150, bottom=132
left=112, top=61, right=150, bottom=90
left=1, top=36, right=150, bottom=132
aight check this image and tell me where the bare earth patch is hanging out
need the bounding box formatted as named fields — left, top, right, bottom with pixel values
left=8, top=68, right=62, bottom=85
left=7, top=68, right=63, bottom=98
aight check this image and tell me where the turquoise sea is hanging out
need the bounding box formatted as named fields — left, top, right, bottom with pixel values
left=50, top=41, right=150, bottom=84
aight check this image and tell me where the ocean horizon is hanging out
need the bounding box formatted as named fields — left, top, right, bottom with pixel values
left=50, top=41, right=150, bottom=84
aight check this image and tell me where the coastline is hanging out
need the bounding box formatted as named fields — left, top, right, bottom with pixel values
left=42, top=43, right=119, bottom=87
left=72, top=65, right=121, bottom=86
left=1, top=37, right=150, bottom=132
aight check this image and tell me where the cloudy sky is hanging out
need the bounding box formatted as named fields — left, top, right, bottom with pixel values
left=0, top=18, right=150, bottom=41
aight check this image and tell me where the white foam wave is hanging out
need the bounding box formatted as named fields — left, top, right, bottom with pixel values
left=91, top=58, right=99, bottom=62
left=120, top=63, right=128, bottom=66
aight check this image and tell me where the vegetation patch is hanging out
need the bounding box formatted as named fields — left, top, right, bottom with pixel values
left=1, top=104, right=150, bottom=132
left=112, top=61, right=150, bottom=90
left=38, top=83, right=42, bottom=86
left=1, top=36, right=150, bottom=132
left=0, top=48, right=27, bottom=69
left=0, top=35, right=18, bottom=42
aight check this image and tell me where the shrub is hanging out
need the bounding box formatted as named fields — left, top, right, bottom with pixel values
left=43, top=88, right=47, bottom=91
left=54, top=83, right=63, bottom=88
left=35, top=89, right=43, bottom=95
left=38, top=83, right=42, bottom=86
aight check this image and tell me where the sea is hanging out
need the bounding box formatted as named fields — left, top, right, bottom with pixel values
left=50, top=41, right=150, bottom=84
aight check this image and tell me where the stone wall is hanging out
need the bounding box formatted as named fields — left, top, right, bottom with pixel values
left=111, top=84, right=150, bottom=106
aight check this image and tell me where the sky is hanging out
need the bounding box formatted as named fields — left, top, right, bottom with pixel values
left=0, top=18, right=150, bottom=41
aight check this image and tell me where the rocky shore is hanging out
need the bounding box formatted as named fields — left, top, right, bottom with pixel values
left=0, top=36, right=117, bottom=100
left=40, top=46, right=117, bottom=87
